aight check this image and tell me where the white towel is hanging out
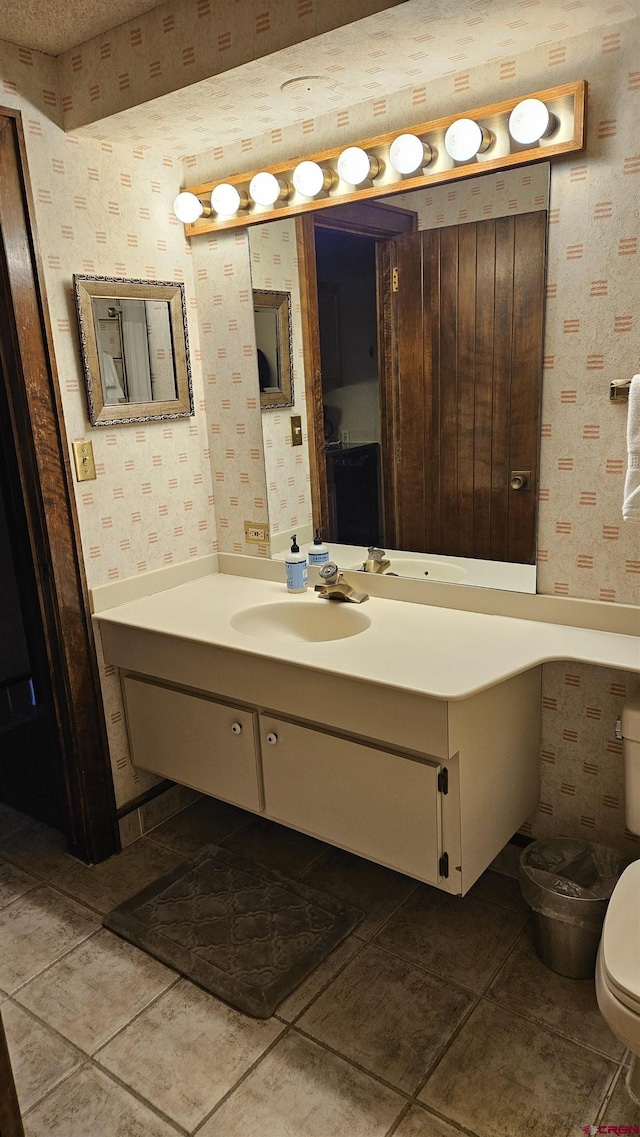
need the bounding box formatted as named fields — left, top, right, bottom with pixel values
left=623, top=374, right=640, bottom=523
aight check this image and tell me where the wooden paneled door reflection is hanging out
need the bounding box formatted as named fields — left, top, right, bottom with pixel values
left=385, top=212, right=546, bottom=564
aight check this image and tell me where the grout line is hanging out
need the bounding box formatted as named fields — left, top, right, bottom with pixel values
left=365, top=936, right=484, bottom=1000
left=90, top=973, right=183, bottom=1058
left=290, top=1021, right=415, bottom=1103
left=87, top=1061, right=190, bottom=1135
left=4, top=917, right=101, bottom=999
left=594, top=1057, right=629, bottom=1124
left=20, top=1059, right=93, bottom=1119
left=412, top=992, right=483, bottom=1102
left=276, top=935, right=370, bottom=1026
left=383, top=1101, right=413, bottom=1137
left=189, top=1022, right=290, bottom=1135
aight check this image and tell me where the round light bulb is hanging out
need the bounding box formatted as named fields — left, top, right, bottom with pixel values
left=337, top=146, right=381, bottom=185
left=210, top=183, right=245, bottom=215
left=444, top=119, right=491, bottom=162
left=249, top=171, right=289, bottom=206
left=388, top=134, right=432, bottom=175
left=292, top=160, right=334, bottom=197
left=173, top=192, right=204, bottom=224
left=508, top=98, right=556, bottom=145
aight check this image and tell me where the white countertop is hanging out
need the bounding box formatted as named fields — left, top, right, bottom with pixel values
left=94, top=572, right=640, bottom=701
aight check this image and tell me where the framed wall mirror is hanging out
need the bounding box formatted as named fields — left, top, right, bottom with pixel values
left=74, top=275, right=194, bottom=426
left=253, top=289, right=294, bottom=409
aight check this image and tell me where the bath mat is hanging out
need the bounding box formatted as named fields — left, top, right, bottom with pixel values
left=103, top=843, right=363, bottom=1018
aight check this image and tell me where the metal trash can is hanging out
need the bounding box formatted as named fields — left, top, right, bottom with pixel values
left=519, top=839, right=624, bottom=979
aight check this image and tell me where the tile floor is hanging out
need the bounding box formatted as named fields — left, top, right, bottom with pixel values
left=1, top=796, right=638, bottom=1137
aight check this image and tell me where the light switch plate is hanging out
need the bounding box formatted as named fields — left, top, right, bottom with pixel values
left=72, top=440, right=97, bottom=482
left=290, top=415, right=303, bottom=447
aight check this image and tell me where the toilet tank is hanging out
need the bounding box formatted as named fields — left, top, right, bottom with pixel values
left=621, top=688, right=640, bottom=835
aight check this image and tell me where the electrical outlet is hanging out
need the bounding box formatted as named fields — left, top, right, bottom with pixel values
left=340, top=429, right=350, bottom=446
left=72, top=439, right=96, bottom=482
left=244, top=521, right=269, bottom=544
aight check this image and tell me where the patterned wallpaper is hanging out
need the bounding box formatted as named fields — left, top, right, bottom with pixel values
left=0, top=37, right=215, bottom=808
left=56, top=0, right=408, bottom=137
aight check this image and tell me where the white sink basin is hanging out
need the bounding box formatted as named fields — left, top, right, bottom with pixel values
left=230, top=601, right=371, bottom=643
left=347, top=559, right=467, bottom=583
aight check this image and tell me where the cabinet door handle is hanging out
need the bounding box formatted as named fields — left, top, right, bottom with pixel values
left=266, top=732, right=278, bottom=745
left=230, top=722, right=243, bottom=735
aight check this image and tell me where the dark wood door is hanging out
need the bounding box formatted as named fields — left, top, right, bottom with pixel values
left=387, top=212, right=546, bottom=564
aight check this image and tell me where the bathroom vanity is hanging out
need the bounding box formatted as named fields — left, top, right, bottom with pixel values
left=94, top=568, right=640, bottom=897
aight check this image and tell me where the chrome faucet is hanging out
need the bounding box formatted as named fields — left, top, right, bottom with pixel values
left=315, top=562, right=369, bottom=603
left=361, top=546, right=391, bottom=574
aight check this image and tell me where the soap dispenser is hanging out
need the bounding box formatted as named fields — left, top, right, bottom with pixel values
left=308, top=527, right=330, bottom=566
left=285, top=534, right=308, bottom=593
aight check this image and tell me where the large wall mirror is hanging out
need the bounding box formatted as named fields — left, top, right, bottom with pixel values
left=74, top=276, right=194, bottom=426
left=248, top=163, right=550, bottom=592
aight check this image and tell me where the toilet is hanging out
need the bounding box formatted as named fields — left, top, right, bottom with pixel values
left=596, top=688, right=640, bottom=1102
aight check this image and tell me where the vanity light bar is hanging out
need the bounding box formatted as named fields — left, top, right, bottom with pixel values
left=178, top=80, right=586, bottom=236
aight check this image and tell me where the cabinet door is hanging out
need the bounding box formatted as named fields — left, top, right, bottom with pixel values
left=123, top=676, right=262, bottom=811
left=260, top=716, right=442, bottom=882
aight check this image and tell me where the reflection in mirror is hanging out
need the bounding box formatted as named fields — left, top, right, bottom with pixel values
left=74, top=276, right=193, bottom=426
left=252, top=290, right=294, bottom=409
left=248, top=164, right=549, bottom=593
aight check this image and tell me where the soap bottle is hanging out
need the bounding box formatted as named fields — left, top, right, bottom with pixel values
left=285, top=534, right=308, bottom=593
left=308, top=527, right=330, bottom=566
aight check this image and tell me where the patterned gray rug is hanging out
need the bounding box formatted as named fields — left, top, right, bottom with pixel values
left=103, top=843, right=363, bottom=1018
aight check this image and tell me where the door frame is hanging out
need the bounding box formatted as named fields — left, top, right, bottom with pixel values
left=0, top=107, right=118, bottom=863
left=295, top=201, right=416, bottom=540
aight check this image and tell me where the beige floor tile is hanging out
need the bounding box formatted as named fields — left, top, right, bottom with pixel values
left=299, top=943, right=474, bottom=1092
left=54, top=838, right=184, bottom=915
left=0, top=818, right=74, bottom=881
left=301, top=847, right=419, bottom=938
left=468, top=868, right=527, bottom=912
left=96, top=978, right=283, bottom=1130
left=277, top=934, right=364, bottom=1022
left=0, top=859, right=39, bottom=910
left=23, top=1065, right=180, bottom=1137
left=419, top=999, right=616, bottom=1137
left=393, top=1104, right=469, bottom=1137
left=599, top=1066, right=640, bottom=1126
left=221, top=815, right=328, bottom=876
left=375, top=884, right=527, bottom=992
left=0, top=886, right=100, bottom=994
left=16, top=928, right=177, bottom=1054
left=2, top=1000, right=83, bottom=1113
left=489, top=926, right=625, bottom=1060
left=198, top=1031, right=405, bottom=1137
left=147, top=795, right=250, bottom=855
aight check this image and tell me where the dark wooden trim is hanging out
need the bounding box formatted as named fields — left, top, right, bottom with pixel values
left=295, top=214, right=328, bottom=536
left=116, top=778, right=175, bottom=820
left=0, top=1006, right=25, bottom=1137
left=314, top=199, right=417, bottom=238
left=0, top=108, right=118, bottom=863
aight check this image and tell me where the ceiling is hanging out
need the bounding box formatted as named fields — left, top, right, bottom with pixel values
left=0, top=0, right=166, bottom=56
left=1, top=0, right=638, bottom=156
left=77, top=0, right=639, bottom=156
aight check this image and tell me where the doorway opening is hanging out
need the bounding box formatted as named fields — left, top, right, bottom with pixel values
left=315, top=228, right=383, bottom=547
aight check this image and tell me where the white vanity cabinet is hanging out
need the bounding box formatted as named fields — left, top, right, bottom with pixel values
left=122, top=675, right=263, bottom=812
left=107, top=613, right=542, bottom=895
left=260, top=716, right=443, bottom=882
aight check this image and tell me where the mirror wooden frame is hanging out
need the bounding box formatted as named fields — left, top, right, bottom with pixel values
left=74, top=275, right=194, bottom=427
left=253, top=288, right=294, bottom=409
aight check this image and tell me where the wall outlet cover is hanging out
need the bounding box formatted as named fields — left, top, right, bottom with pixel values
left=244, top=521, right=270, bottom=544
